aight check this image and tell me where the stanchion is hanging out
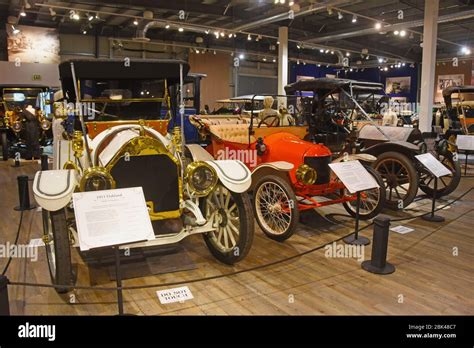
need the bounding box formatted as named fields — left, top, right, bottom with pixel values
left=11, top=155, right=20, bottom=168
left=422, top=176, right=445, bottom=222
left=0, top=275, right=11, bottom=315
left=13, top=175, right=36, bottom=211
left=114, top=246, right=124, bottom=316
left=40, top=154, right=49, bottom=171
left=343, top=191, right=370, bottom=245
left=361, top=216, right=395, bottom=274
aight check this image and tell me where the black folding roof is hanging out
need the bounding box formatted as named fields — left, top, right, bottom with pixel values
left=285, top=78, right=384, bottom=95
left=59, top=59, right=190, bottom=100
left=442, top=85, right=474, bottom=106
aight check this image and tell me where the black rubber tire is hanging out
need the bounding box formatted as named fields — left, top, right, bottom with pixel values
left=42, top=208, right=74, bottom=293
left=343, top=166, right=386, bottom=220
left=1, top=131, right=8, bottom=161
left=419, top=152, right=461, bottom=198
left=253, top=175, right=299, bottom=242
left=373, top=151, right=418, bottom=210
left=201, top=184, right=254, bottom=265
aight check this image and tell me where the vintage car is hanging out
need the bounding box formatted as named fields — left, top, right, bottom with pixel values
left=32, top=59, right=254, bottom=292
left=190, top=94, right=385, bottom=242
left=440, top=85, right=474, bottom=142
left=0, top=86, right=52, bottom=160
left=285, top=78, right=461, bottom=209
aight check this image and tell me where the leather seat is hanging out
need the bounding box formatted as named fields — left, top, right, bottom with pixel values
left=209, top=124, right=255, bottom=144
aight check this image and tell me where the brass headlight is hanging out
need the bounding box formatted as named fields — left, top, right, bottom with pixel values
left=12, top=120, right=22, bottom=133
left=72, top=130, right=84, bottom=158
left=40, top=118, right=51, bottom=131
left=185, top=161, right=218, bottom=196
left=296, top=164, right=317, bottom=185
left=80, top=167, right=116, bottom=192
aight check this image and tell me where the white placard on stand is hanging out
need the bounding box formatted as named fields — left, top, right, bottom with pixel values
left=328, top=160, right=379, bottom=194
left=415, top=153, right=451, bottom=178
left=456, top=135, right=474, bottom=151
left=73, top=187, right=155, bottom=251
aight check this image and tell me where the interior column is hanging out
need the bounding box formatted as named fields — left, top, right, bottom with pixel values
left=418, top=0, right=439, bottom=133
left=278, top=26, right=288, bottom=107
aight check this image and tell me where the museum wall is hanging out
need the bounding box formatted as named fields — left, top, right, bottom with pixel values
left=188, top=51, right=232, bottom=110
left=0, top=61, right=60, bottom=86
left=433, top=59, right=473, bottom=102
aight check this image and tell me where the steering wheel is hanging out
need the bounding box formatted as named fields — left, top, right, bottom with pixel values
left=258, top=115, right=280, bottom=128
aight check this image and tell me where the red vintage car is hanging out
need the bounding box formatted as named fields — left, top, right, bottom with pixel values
left=189, top=95, right=386, bottom=241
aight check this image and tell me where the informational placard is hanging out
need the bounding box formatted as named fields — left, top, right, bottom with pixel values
left=157, top=286, right=194, bottom=304
left=73, top=187, right=155, bottom=251
left=456, top=135, right=474, bottom=151
left=390, top=225, right=414, bottom=234
left=328, top=160, right=379, bottom=194
left=415, top=153, right=451, bottom=178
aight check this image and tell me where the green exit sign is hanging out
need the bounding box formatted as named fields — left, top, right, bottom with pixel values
left=32, top=74, right=41, bottom=81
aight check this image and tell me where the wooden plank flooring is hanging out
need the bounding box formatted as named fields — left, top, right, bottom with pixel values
left=0, top=160, right=473, bottom=315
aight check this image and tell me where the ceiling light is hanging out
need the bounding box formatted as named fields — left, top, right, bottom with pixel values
left=233, top=33, right=237, bottom=38
left=228, top=33, right=233, bottom=38
left=352, top=15, right=357, bottom=23
left=317, top=64, right=321, bottom=67
left=178, top=27, right=184, bottom=32
left=384, top=67, right=388, bottom=71
left=220, top=32, right=225, bottom=37
left=133, top=18, right=138, bottom=25
left=461, top=46, right=471, bottom=55
left=247, top=34, right=252, bottom=41
left=24, top=0, right=31, bottom=9
left=375, top=22, right=382, bottom=30
left=213, top=50, right=216, bottom=55
left=303, top=61, right=306, bottom=65
left=165, top=24, right=170, bottom=29
left=330, top=51, right=334, bottom=54
left=350, top=68, right=353, bottom=72
left=378, top=57, right=383, bottom=63
left=327, top=7, right=333, bottom=16
left=82, top=29, right=87, bottom=34
left=390, top=65, right=394, bottom=68
left=289, top=1, right=295, bottom=5
left=276, top=40, right=280, bottom=45
left=72, top=11, right=80, bottom=21
left=204, top=29, right=210, bottom=34
left=274, top=0, right=279, bottom=3
left=320, top=49, right=324, bottom=53
left=12, top=25, right=20, bottom=34
left=338, top=12, right=343, bottom=20
left=239, top=53, right=245, bottom=59
left=195, top=49, right=200, bottom=54
left=49, top=8, right=56, bottom=17
left=402, top=62, right=406, bottom=66
left=95, top=13, right=99, bottom=19
left=263, top=57, right=267, bottom=61
left=280, top=0, right=285, bottom=3
left=88, top=13, right=94, bottom=21
left=325, top=49, right=329, bottom=53
left=273, top=58, right=276, bottom=62
left=296, top=60, right=300, bottom=64
left=346, top=52, right=350, bottom=57
left=394, top=30, right=400, bottom=35
left=297, top=44, right=301, bottom=49
left=399, top=30, right=407, bottom=37
left=20, top=7, right=26, bottom=16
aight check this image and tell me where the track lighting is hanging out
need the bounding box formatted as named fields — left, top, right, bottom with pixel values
left=247, top=34, right=252, bottom=41
left=88, top=13, right=94, bottom=21
left=272, top=58, right=276, bottom=62
left=461, top=46, right=471, bottom=55
left=337, top=12, right=343, bottom=20
left=325, top=49, right=329, bottom=53
left=49, top=8, right=56, bottom=17
left=20, top=7, right=26, bottom=16
left=289, top=1, right=294, bottom=5
left=263, top=57, right=267, bottom=62
left=378, top=57, right=383, bottom=63
left=205, top=29, right=210, bottom=34
left=239, top=53, right=245, bottom=59
left=220, top=32, right=225, bottom=37
left=178, top=27, right=184, bottom=32
left=346, top=52, right=350, bottom=57
left=133, top=18, right=138, bottom=25
left=12, top=25, right=20, bottom=34
left=24, top=0, right=31, bottom=9
left=320, top=49, right=324, bottom=53
left=374, top=22, right=382, bottom=30
left=352, top=15, right=357, bottom=23
left=165, top=24, right=170, bottom=29
left=399, top=30, right=406, bottom=37
left=228, top=33, right=233, bottom=38
left=394, top=30, right=400, bottom=35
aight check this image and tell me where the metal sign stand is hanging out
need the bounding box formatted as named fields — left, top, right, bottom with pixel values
left=343, top=191, right=370, bottom=245
left=422, top=176, right=445, bottom=222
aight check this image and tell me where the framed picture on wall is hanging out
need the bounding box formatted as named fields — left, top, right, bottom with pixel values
left=436, top=74, right=464, bottom=102
left=385, top=76, right=411, bottom=94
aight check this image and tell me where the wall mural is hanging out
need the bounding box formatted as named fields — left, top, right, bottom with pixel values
left=385, top=76, right=411, bottom=94
left=7, top=25, right=60, bottom=64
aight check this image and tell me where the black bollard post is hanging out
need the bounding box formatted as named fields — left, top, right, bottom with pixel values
left=361, top=215, right=395, bottom=274
left=343, top=191, right=370, bottom=246
left=14, top=175, right=36, bottom=211
left=40, top=154, right=49, bottom=171
left=0, top=275, right=10, bottom=316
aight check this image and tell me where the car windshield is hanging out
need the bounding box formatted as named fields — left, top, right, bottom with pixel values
left=79, top=78, right=170, bottom=120
left=2, top=88, right=44, bottom=111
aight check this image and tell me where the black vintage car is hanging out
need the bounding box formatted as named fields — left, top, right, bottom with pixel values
left=440, top=85, right=474, bottom=142
left=285, top=78, right=461, bottom=209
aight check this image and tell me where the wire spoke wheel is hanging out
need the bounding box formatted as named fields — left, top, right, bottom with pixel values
left=201, top=183, right=253, bottom=264
left=253, top=175, right=299, bottom=242
left=373, top=151, right=418, bottom=210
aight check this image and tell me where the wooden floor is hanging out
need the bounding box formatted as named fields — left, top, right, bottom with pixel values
left=1, top=159, right=473, bottom=315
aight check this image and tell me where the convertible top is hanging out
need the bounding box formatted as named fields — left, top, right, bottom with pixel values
left=442, top=85, right=474, bottom=107
left=59, top=59, right=190, bottom=100
left=285, top=78, right=384, bottom=95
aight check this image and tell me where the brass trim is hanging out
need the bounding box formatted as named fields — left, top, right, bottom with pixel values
left=79, top=166, right=116, bottom=192
left=105, top=136, right=183, bottom=220
left=296, top=164, right=317, bottom=185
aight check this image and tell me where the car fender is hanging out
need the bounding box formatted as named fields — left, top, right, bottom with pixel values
left=362, top=141, right=419, bottom=159
left=33, top=170, right=78, bottom=211
left=185, top=144, right=214, bottom=161
left=206, top=160, right=251, bottom=193
left=249, top=161, right=294, bottom=191
left=332, top=153, right=377, bottom=163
